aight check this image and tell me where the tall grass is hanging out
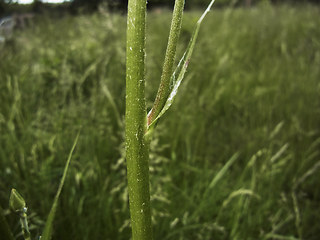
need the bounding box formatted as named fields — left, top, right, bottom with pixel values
left=0, top=4, right=319, bottom=240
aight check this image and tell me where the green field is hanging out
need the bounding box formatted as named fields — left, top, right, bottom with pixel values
left=0, top=4, right=320, bottom=240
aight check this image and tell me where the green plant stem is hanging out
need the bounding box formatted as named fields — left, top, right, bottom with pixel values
left=41, top=133, right=79, bottom=240
left=126, top=0, right=153, bottom=240
left=147, top=0, right=217, bottom=130
left=20, top=210, right=31, bottom=240
left=148, top=0, right=185, bottom=125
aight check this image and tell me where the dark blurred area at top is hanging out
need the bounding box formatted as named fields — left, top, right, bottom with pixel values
left=0, top=0, right=319, bottom=18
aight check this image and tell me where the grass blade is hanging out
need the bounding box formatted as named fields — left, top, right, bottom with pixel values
left=191, top=152, right=239, bottom=220
left=101, top=83, right=122, bottom=127
left=41, top=133, right=80, bottom=240
left=0, top=205, right=15, bottom=240
left=148, top=0, right=216, bottom=130
left=208, top=152, right=239, bottom=190
left=264, top=233, right=300, bottom=240
left=221, top=188, right=260, bottom=208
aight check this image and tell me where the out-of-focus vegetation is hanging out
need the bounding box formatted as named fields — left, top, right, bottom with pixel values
left=0, top=3, right=320, bottom=240
left=0, top=0, right=320, bottom=17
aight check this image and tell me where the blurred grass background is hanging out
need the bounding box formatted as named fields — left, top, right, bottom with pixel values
left=0, top=3, right=320, bottom=240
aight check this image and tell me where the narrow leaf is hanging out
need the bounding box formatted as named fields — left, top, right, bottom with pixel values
left=148, top=0, right=216, bottom=130
left=270, top=143, right=289, bottom=163
left=101, top=83, right=122, bottom=127
left=222, top=188, right=260, bottom=208
left=190, top=152, right=239, bottom=221
left=41, top=133, right=79, bottom=240
left=264, top=233, right=300, bottom=240
left=208, top=152, right=239, bottom=189
left=0, top=205, right=15, bottom=240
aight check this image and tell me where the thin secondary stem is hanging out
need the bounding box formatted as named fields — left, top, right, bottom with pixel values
left=126, top=0, right=153, bottom=239
left=20, top=210, right=31, bottom=240
left=148, top=0, right=185, bottom=125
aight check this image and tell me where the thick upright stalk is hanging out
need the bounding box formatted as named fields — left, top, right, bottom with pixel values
left=148, top=0, right=185, bottom=125
left=126, top=0, right=153, bottom=240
